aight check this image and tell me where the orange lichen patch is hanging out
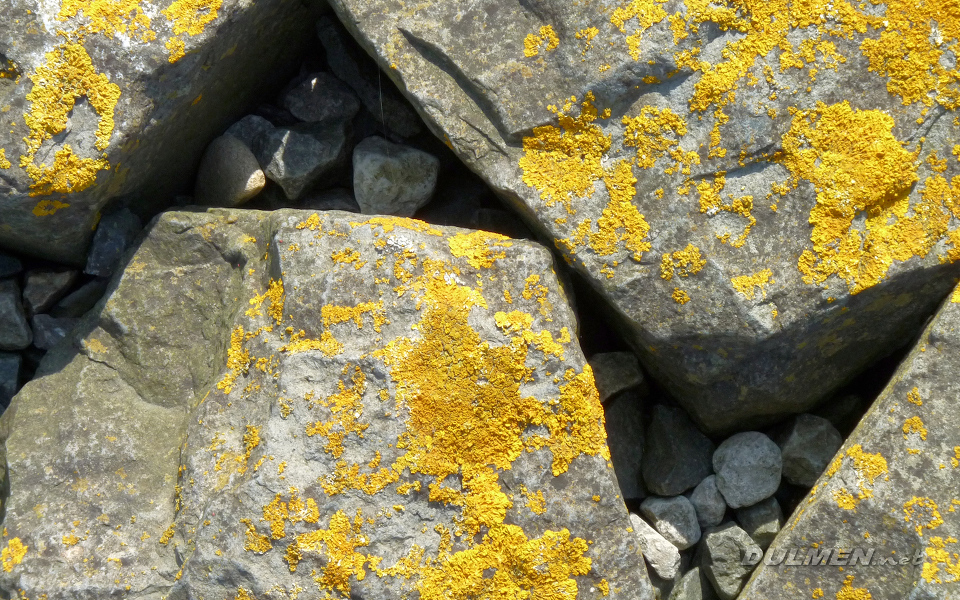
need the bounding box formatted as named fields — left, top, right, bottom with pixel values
left=611, top=0, right=669, bottom=60
left=57, top=0, right=155, bottom=41
left=589, top=160, right=652, bottom=260
left=692, top=173, right=755, bottom=247
left=217, top=326, right=251, bottom=394
left=448, top=231, right=513, bottom=269
left=351, top=216, right=443, bottom=237
left=1, top=538, right=27, bottom=571
left=62, top=533, right=79, bottom=546
left=672, top=288, right=690, bottom=304
left=21, top=41, right=120, bottom=196
left=235, top=425, right=261, bottom=475
left=158, top=523, right=175, bottom=545
left=523, top=25, right=560, bottom=57
left=0, top=149, right=10, bottom=170
left=285, top=511, right=370, bottom=591
left=32, top=200, right=71, bottom=217
left=731, top=269, right=773, bottom=300
left=494, top=311, right=565, bottom=359
left=903, top=497, right=944, bottom=536
left=280, top=330, right=344, bottom=356
left=903, top=416, right=928, bottom=441
left=235, top=588, right=256, bottom=600
left=777, top=102, right=943, bottom=294
left=306, top=366, right=369, bottom=458
left=921, top=536, right=960, bottom=584
left=660, top=244, right=706, bottom=280
left=240, top=518, right=272, bottom=554
left=519, top=93, right=610, bottom=212
left=296, top=213, right=322, bottom=231
left=246, top=279, right=285, bottom=325
left=161, top=0, right=223, bottom=63
left=622, top=106, right=698, bottom=174
left=322, top=301, right=386, bottom=332
left=331, top=248, right=367, bottom=270
left=832, top=444, right=888, bottom=510
left=907, top=387, right=923, bottom=406
left=835, top=575, right=871, bottom=600
left=519, top=485, right=547, bottom=515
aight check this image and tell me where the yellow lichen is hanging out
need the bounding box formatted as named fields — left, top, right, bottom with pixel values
left=731, top=269, right=773, bottom=300
left=660, top=244, right=706, bottom=280
left=903, top=497, right=944, bottom=536
left=921, top=536, right=960, bottom=584
left=694, top=173, right=755, bottom=247
left=305, top=366, right=369, bottom=458
left=523, top=25, right=560, bottom=57
left=246, top=278, right=285, bottom=325
left=217, top=326, right=251, bottom=395
left=835, top=575, right=871, bottom=600
left=57, top=0, right=155, bottom=41
left=285, top=511, right=370, bottom=591
left=161, top=0, right=223, bottom=63
left=903, top=416, right=928, bottom=441
left=0, top=149, right=9, bottom=170
left=672, top=288, right=690, bottom=304
left=448, top=231, right=513, bottom=269
left=1, top=538, right=26, bottom=572
left=611, top=0, right=669, bottom=60
left=32, top=200, right=71, bottom=217
left=62, top=533, right=79, bottom=546
left=907, top=387, right=923, bottom=406
left=832, top=444, right=889, bottom=510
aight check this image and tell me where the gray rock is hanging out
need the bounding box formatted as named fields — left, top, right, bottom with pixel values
left=590, top=351, right=646, bottom=403
left=668, top=567, right=719, bottom=600
left=297, top=187, right=360, bottom=212
left=0, top=254, right=21, bottom=279
left=643, top=405, right=715, bottom=496
left=0, top=209, right=654, bottom=599
left=22, top=269, right=79, bottom=316
left=316, top=16, right=421, bottom=138
left=813, top=393, right=867, bottom=430
left=0, top=352, right=20, bottom=407
left=741, top=285, right=960, bottom=599
left=193, top=134, right=266, bottom=207
left=30, top=315, right=78, bottom=350
left=631, top=513, right=681, bottom=581
left=353, top=136, right=440, bottom=216
left=713, top=432, right=781, bottom=509
left=49, top=279, right=109, bottom=318
left=282, top=72, right=361, bottom=124
left=640, top=495, right=701, bottom=551
left=776, top=413, right=843, bottom=487
left=225, top=114, right=276, bottom=151
left=604, top=390, right=645, bottom=499
left=0, top=0, right=320, bottom=264
left=701, top=523, right=762, bottom=600
left=689, top=475, right=727, bottom=528
left=0, top=280, right=31, bottom=350
left=84, top=209, right=142, bottom=277
left=255, top=122, right=349, bottom=200
left=734, top=497, right=782, bottom=550
left=327, top=0, right=960, bottom=435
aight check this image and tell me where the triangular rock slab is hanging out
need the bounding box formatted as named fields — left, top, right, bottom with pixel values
left=0, top=209, right=653, bottom=599
left=741, top=289, right=960, bottom=599
left=325, top=0, right=960, bottom=433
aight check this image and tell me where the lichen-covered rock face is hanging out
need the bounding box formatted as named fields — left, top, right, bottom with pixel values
left=740, top=289, right=960, bottom=599
left=0, top=0, right=322, bottom=264
left=0, top=209, right=653, bottom=599
left=325, top=0, right=960, bottom=433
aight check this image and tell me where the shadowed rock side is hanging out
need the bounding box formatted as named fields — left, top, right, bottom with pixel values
left=325, top=0, right=960, bottom=433
left=740, top=287, right=960, bottom=599
left=0, top=0, right=322, bottom=264
left=0, top=209, right=653, bottom=599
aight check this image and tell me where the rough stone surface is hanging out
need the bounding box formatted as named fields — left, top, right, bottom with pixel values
left=689, top=475, right=727, bottom=529
left=50, top=279, right=109, bottom=319
left=30, top=315, right=79, bottom=351
left=734, top=497, right=782, bottom=550
left=0, top=280, right=31, bottom=351
left=282, top=72, right=361, bottom=124
left=643, top=405, right=715, bottom=496
left=22, top=269, right=79, bottom=316
left=0, top=209, right=653, bottom=599
left=604, top=390, right=645, bottom=499
left=630, top=513, right=681, bottom=581
left=194, top=134, right=266, bottom=207
left=701, top=523, right=762, bottom=600
left=668, top=567, right=719, bottom=600
left=0, top=352, right=19, bottom=407
left=0, top=254, right=21, bottom=279
left=255, top=122, right=349, bottom=200
left=713, top=432, right=782, bottom=509
left=776, top=413, right=843, bottom=487
left=0, top=0, right=321, bottom=264
left=741, top=288, right=960, bottom=599
left=353, top=136, right=440, bottom=217
left=225, top=115, right=277, bottom=152
left=640, top=495, right=701, bottom=551
left=84, top=209, right=142, bottom=277
left=327, top=0, right=960, bottom=433
left=590, top=351, right=646, bottom=403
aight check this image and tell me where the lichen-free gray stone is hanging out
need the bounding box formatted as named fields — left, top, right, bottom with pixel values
left=590, top=351, right=646, bottom=403
left=630, top=513, right=681, bottom=581
left=30, top=315, right=78, bottom=351
left=713, top=432, right=781, bottom=509
left=689, top=475, right=727, bottom=528
left=701, top=523, right=762, bottom=600
left=0, top=352, right=20, bottom=407
left=282, top=72, right=361, bottom=125
left=640, top=495, right=701, bottom=550
left=254, top=122, right=349, bottom=200
left=353, top=136, right=440, bottom=217
left=22, top=269, right=78, bottom=316
left=0, top=280, right=31, bottom=351
left=604, top=390, right=645, bottom=499
left=668, top=567, right=719, bottom=600
left=84, top=209, right=142, bottom=278
left=734, top=496, right=782, bottom=550
left=643, top=405, right=714, bottom=496
left=776, top=413, right=843, bottom=487
left=50, top=279, right=109, bottom=318
left=193, top=134, right=266, bottom=207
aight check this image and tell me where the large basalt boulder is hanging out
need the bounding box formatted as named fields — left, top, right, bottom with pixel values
left=0, top=209, right=653, bottom=599
left=325, top=0, right=960, bottom=433
left=0, top=0, right=323, bottom=264
left=740, top=288, right=960, bottom=599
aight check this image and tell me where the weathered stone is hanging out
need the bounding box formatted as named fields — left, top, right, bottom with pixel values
left=22, top=269, right=79, bottom=316
left=590, top=351, right=646, bottom=403
left=0, top=352, right=19, bottom=407
left=643, top=405, right=715, bottom=496
left=327, top=0, right=960, bottom=434
left=84, top=209, right=142, bottom=277
left=713, top=432, right=781, bottom=509
left=689, top=475, right=727, bottom=529
left=255, top=122, right=349, bottom=200
left=193, top=134, right=266, bottom=207
left=741, top=288, right=960, bottom=599
left=297, top=187, right=360, bottom=213
left=225, top=114, right=276, bottom=151
left=49, top=278, right=109, bottom=319
left=0, top=280, right=31, bottom=351
left=30, top=315, right=78, bottom=351
left=668, top=567, right=719, bottom=600
left=353, top=136, right=440, bottom=217
left=701, top=523, right=762, bottom=600
left=282, top=72, right=361, bottom=124
left=0, top=0, right=321, bottom=264
left=0, top=254, right=21, bottom=279
left=640, top=495, right=702, bottom=551
left=776, top=413, right=843, bottom=487
left=0, top=209, right=654, bottom=599
left=734, top=497, right=782, bottom=550
left=604, top=390, right=645, bottom=499
left=631, top=513, right=681, bottom=581
left=316, top=16, right=421, bottom=138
